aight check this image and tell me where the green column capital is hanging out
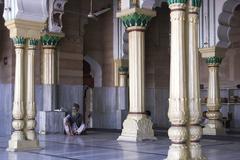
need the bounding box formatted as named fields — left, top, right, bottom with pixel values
left=13, top=36, right=26, bottom=46
left=117, top=8, right=156, bottom=29
left=41, top=34, right=61, bottom=46
left=28, top=39, right=39, bottom=46
left=206, top=56, right=223, bottom=66
left=119, top=66, right=129, bottom=74
left=121, top=12, right=153, bottom=28
left=168, top=0, right=187, bottom=5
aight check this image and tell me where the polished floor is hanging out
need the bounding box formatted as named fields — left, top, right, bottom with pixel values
left=0, top=131, right=240, bottom=160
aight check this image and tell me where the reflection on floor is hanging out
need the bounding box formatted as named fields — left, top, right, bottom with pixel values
left=0, top=131, right=240, bottom=160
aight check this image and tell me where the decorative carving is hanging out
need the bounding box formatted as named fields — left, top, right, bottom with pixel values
left=41, top=34, right=61, bottom=46
left=118, top=114, right=156, bottom=141
left=206, top=56, right=223, bottom=65
left=120, top=12, right=153, bottom=28
left=168, top=126, right=188, bottom=143
left=48, top=0, right=68, bottom=33
left=168, top=0, right=187, bottom=5
left=166, top=144, right=188, bottom=160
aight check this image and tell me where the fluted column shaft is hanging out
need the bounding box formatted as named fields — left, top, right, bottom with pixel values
left=42, top=45, right=56, bottom=84
left=167, top=2, right=189, bottom=160
left=11, top=37, right=26, bottom=142
left=116, top=8, right=156, bottom=142
left=26, top=39, right=39, bottom=141
left=128, top=28, right=145, bottom=113
left=203, top=56, right=224, bottom=135
left=41, top=34, right=61, bottom=111
left=187, top=4, right=204, bottom=160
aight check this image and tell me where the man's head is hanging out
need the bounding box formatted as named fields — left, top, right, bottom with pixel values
left=72, top=103, right=80, bottom=116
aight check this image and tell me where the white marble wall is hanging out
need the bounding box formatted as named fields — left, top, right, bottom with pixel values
left=92, top=87, right=128, bottom=129
left=0, top=83, right=13, bottom=136
left=145, top=88, right=170, bottom=129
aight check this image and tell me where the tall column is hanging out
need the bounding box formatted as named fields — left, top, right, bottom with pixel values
left=199, top=46, right=225, bottom=136
left=41, top=34, right=61, bottom=111
left=39, top=33, right=65, bottom=135
left=187, top=1, right=205, bottom=159
left=8, top=37, right=26, bottom=151
left=204, top=56, right=225, bottom=135
left=26, top=39, right=39, bottom=142
left=8, top=37, right=40, bottom=152
left=166, top=1, right=189, bottom=159
left=117, top=8, right=156, bottom=142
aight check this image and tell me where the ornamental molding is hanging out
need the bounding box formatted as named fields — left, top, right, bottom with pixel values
left=199, top=47, right=226, bottom=59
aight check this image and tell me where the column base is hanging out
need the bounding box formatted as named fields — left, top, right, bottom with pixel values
left=203, top=125, right=225, bottom=135
left=190, top=142, right=207, bottom=160
left=165, top=144, right=188, bottom=160
left=7, top=139, right=41, bottom=152
left=117, top=114, right=157, bottom=142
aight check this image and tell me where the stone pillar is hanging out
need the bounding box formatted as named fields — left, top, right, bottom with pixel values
left=187, top=1, right=204, bottom=159
left=41, top=34, right=61, bottom=111
left=199, top=47, right=225, bottom=136
left=8, top=37, right=26, bottom=151
left=116, top=8, right=156, bottom=142
left=119, top=66, right=128, bottom=87
left=204, top=56, right=225, bottom=135
left=39, top=33, right=65, bottom=135
left=7, top=36, right=41, bottom=151
left=166, top=1, right=189, bottom=159
left=26, top=39, right=39, bottom=142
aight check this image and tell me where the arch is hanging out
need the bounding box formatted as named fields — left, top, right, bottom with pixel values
left=84, top=55, right=102, bottom=88
left=218, top=0, right=240, bottom=49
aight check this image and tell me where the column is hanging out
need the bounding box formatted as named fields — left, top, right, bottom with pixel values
left=203, top=56, right=225, bottom=135
left=26, top=39, right=39, bottom=142
left=8, top=37, right=26, bottom=151
left=166, top=1, right=189, bottom=159
left=119, top=66, right=128, bottom=87
left=39, top=33, right=65, bottom=135
left=187, top=1, right=205, bottom=159
left=8, top=37, right=40, bottom=152
left=41, top=34, right=61, bottom=111
left=117, top=8, right=156, bottom=142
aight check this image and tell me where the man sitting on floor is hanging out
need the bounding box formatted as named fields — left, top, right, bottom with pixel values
left=63, top=103, right=86, bottom=136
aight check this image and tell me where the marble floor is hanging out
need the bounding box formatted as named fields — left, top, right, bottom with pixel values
left=0, top=131, right=240, bottom=160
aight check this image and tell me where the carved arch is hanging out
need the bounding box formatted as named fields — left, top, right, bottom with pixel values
left=218, top=0, right=240, bottom=49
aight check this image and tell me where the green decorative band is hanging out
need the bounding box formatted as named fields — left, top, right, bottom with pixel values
left=206, top=56, right=223, bottom=65
left=118, top=66, right=128, bottom=73
left=28, top=39, right=39, bottom=46
left=191, top=0, right=202, bottom=7
left=41, top=34, right=61, bottom=46
left=168, top=0, right=187, bottom=5
left=13, top=36, right=26, bottom=45
left=121, top=12, right=152, bottom=28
